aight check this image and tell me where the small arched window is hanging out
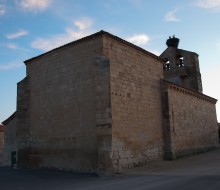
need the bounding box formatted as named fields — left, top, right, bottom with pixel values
left=165, top=60, right=170, bottom=70
left=177, top=55, right=184, bottom=67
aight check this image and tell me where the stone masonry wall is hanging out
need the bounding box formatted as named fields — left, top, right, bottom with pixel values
left=3, top=117, right=17, bottom=166
left=0, top=126, right=3, bottom=161
left=26, top=37, right=104, bottom=173
left=161, top=80, right=219, bottom=159
left=16, top=77, right=30, bottom=168
left=0, top=131, right=3, bottom=152
left=160, top=47, right=203, bottom=93
left=103, top=36, right=165, bottom=172
left=94, top=56, right=113, bottom=175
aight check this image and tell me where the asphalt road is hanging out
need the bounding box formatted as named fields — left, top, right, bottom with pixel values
left=1, top=149, right=220, bottom=190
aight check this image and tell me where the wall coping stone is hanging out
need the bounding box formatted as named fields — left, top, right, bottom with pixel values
left=161, top=79, right=217, bottom=104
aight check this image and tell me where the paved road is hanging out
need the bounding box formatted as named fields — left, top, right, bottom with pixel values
left=1, top=149, right=220, bottom=190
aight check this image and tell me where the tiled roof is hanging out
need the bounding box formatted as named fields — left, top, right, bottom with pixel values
left=24, top=30, right=164, bottom=64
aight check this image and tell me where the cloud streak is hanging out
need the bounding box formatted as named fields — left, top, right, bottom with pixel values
left=31, top=17, right=94, bottom=51
left=31, top=16, right=154, bottom=55
left=16, top=0, right=52, bottom=12
left=0, top=4, right=6, bottom=16
left=4, top=43, right=29, bottom=52
left=194, top=0, right=220, bottom=8
left=6, top=43, right=18, bottom=49
left=31, top=30, right=92, bottom=51
left=164, top=9, right=179, bottom=22
left=31, top=16, right=153, bottom=56
left=6, top=29, right=29, bottom=39
left=0, top=62, right=23, bottom=71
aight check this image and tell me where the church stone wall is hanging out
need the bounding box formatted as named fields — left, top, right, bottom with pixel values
left=16, top=77, right=30, bottom=168
left=0, top=126, right=4, bottom=162
left=3, top=117, right=17, bottom=166
left=161, top=80, right=219, bottom=159
left=8, top=31, right=219, bottom=175
left=103, top=36, right=165, bottom=172
left=25, top=36, right=104, bottom=173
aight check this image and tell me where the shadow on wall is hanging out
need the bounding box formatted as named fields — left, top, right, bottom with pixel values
left=0, top=124, right=4, bottom=163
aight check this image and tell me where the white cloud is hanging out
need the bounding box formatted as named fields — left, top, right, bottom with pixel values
left=6, top=29, right=29, bottom=39
left=126, top=34, right=150, bottom=46
left=0, top=62, right=23, bottom=71
left=0, top=4, right=6, bottom=16
left=16, top=0, right=52, bottom=12
left=31, top=29, right=92, bottom=51
left=74, top=17, right=93, bottom=30
left=164, top=9, right=179, bottom=22
left=194, top=0, right=220, bottom=8
left=31, top=18, right=95, bottom=51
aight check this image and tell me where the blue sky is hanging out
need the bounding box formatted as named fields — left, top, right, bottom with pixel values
left=1, top=0, right=220, bottom=122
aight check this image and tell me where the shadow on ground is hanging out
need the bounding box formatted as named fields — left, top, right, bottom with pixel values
left=1, top=149, right=220, bottom=190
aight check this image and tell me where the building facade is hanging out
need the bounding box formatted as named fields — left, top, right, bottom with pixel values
left=2, top=31, right=219, bottom=175
left=2, top=112, right=17, bottom=166
left=0, top=124, right=4, bottom=163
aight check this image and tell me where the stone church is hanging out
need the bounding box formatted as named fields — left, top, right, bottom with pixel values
left=2, top=31, right=219, bottom=175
